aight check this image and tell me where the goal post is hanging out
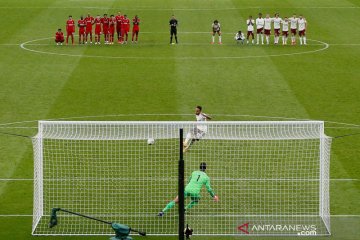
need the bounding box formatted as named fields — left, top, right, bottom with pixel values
left=32, top=121, right=331, bottom=236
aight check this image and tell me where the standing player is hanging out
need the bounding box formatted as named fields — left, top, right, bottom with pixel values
left=94, top=15, right=102, bottom=44
left=183, top=106, right=212, bottom=153
left=121, top=14, right=130, bottom=44
left=115, top=12, right=124, bottom=43
left=77, top=16, right=86, bottom=44
left=246, top=15, right=255, bottom=44
left=273, top=13, right=282, bottom=44
left=66, top=15, right=75, bottom=45
left=211, top=20, right=222, bottom=44
left=289, top=14, right=298, bottom=45
left=298, top=15, right=307, bottom=45
left=101, top=14, right=109, bottom=44
left=132, top=15, right=140, bottom=43
left=281, top=17, right=289, bottom=45
left=264, top=14, right=272, bottom=45
left=84, top=13, right=94, bottom=44
left=256, top=13, right=265, bottom=45
left=55, top=28, right=64, bottom=45
left=169, top=15, right=178, bottom=44
left=108, top=15, right=116, bottom=44
left=157, top=162, right=219, bottom=217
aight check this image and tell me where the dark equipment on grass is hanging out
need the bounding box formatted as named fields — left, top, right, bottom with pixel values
left=49, top=208, right=146, bottom=240
left=184, top=224, right=193, bottom=239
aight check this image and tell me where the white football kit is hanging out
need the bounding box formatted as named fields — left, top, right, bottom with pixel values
left=264, top=18, right=272, bottom=30
left=256, top=18, right=265, bottom=29
left=247, top=19, right=255, bottom=31
left=273, top=17, right=282, bottom=29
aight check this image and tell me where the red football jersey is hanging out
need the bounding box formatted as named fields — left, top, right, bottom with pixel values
left=109, top=19, right=115, bottom=33
left=94, top=18, right=101, bottom=34
left=55, top=31, right=64, bottom=41
left=115, top=15, right=123, bottom=24
left=101, top=17, right=109, bottom=28
left=133, top=17, right=140, bottom=26
left=66, top=19, right=75, bottom=32
left=78, top=19, right=86, bottom=30
left=121, top=18, right=130, bottom=30
left=84, top=16, right=94, bottom=29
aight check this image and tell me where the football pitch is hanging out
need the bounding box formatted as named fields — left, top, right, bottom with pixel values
left=0, top=0, right=359, bottom=239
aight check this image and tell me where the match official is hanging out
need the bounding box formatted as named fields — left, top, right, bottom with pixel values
left=169, top=15, right=178, bottom=44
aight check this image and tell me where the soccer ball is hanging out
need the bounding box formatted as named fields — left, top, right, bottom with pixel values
left=147, top=138, right=155, bottom=145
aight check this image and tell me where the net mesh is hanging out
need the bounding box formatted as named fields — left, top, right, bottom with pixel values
left=32, top=121, right=330, bottom=236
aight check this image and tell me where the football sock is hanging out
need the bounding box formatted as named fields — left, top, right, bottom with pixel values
left=186, top=200, right=199, bottom=210
left=162, top=201, right=175, bottom=212
left=170, top=36, right=173, bottom=43
left=261, top=34, right=264, bottom=44
left=256, top=34, right=259, bottom=44
left=303, top=36, right=307, bottom=44
left=299, top=37, right=303, bottom=44
left=175, top=36, right=178, bottom=43
left=212, top=36, right=215, bottom=43
left=219, top=36, right=222, bottom=43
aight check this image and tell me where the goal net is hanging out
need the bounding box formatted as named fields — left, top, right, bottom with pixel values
left=32, top=121, right=331, bottom=236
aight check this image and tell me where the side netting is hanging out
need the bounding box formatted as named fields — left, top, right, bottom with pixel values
left=32, top=121, right=331, bottom=236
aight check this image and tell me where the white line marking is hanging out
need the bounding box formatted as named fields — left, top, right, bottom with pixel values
left=0, top=178, right=358, bottom=181
left=0, top=214, right=33, bottom=217
left=0, top=179, right=33, bottom=181
left=19, top=37, right=329, bottom=60
left=2, top=42, right=360, bottom=47
left=0, top=214, right=359, bottom=217
left=0, top=114, right=359, bottom=128
left=0, top=6, right=359, bottom=10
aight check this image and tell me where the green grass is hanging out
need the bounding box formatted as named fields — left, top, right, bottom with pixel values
left=0, top=0, right=359, bottom=239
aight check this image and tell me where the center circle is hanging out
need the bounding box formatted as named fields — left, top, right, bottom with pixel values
left=20, top=36, right=329, bottom=60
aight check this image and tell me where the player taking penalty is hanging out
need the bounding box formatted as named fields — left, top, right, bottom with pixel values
left=183, top=106, right=212, bottom=153
left=158, top=162, right=219, bottom=216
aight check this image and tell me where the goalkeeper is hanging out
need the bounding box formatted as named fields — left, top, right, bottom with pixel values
left=158, top=162, right=219, bottom=217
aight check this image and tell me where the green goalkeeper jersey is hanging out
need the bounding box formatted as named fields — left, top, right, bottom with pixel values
left=185, top=170, right=215, bottom=197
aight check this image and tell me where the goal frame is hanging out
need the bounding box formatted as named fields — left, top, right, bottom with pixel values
left=32, top=120, right=331, bottom=236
